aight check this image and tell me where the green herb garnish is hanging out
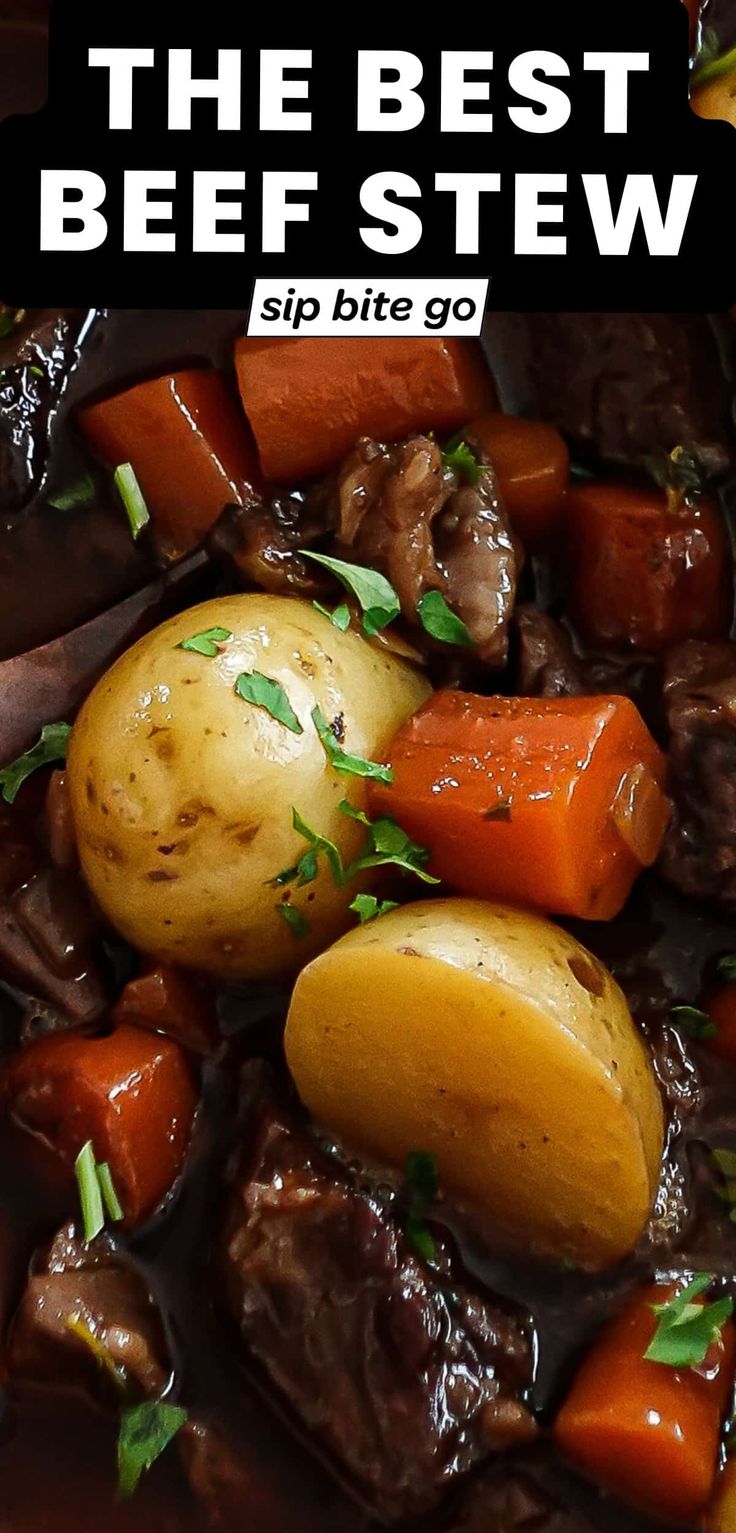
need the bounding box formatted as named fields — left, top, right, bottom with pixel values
left=48, top=474, right=97, bottom=512
left=350, top=893, right=399, bottom=924
left=311, top=706, right=393, bottom=784
left=313, top=602, right=351, bottom=632
left=717, top=954, right=736, bottom=983
left=642, top=445, right=713, bottom=512
left=271, top=809, right=345, bottom=890
left=670, top=1004, right=717, bottom=1040
left=276, top=901, right=309, bottom=939
left=710, top=1149, right=736, bottom=1223
left=300, top=552, right=400, bottom=636
left=235, top=672, right=303, bottom=734
left=118, top=1401, right=188, bottom=1500
left=75, top=1141, right=106, bottom=1244
left=416, top=590, right=474, bottom=648
left=0, top=722, right=71, bottom=805
left=114, top=463, right=150, bottom=540
left=692, top=35, right=736, bottom=87
left=340, top=801, right=439, bottom=884
left=97, top=1161, right=125, bottom=1223
left=441, top=435, right=481, bottom=485
left=405, top=1150, right=439, bottom=1263
left=645, top=1275, right=733, bottom=1368
left=0, top=307, right=24, bottom=339
left=75, top=1141, right=124, bottom=1243
left=178, top=627, right=232, bottom=657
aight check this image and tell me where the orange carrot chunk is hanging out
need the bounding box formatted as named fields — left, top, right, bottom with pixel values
left=111, top=965, right=217, bottom=1055
left=1, top=1025, right=197, bottom=1223
left=566, top=480, right=731, bottom=652
left=234, top=336, right=496, bottom=483
left=467, top=412, right=569, bottom=548
left=554, top=1282, right=735, bottom=1525
left=78, top=368, right=261, bottom=555
left=369, top=691, right=670, bottom=921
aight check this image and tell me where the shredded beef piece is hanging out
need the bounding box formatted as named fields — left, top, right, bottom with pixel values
left=207, top=485, right=332, bottom=598
left=0, top=807, right=106, bottom=1028
left=485, top=313, right=734, bottom=471
left=0, top=310, right=89, bottom=513
left=335, top=435, right=520, bottom=665
left=220, top=1097, right=535, bottom=1522
left=515, top=607, right=586, bottom=698
left=658, top=639, right=736, bottom=906
left=7, top=1222, right=169, bottom=1402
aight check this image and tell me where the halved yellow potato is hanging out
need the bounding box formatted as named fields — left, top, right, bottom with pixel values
left=285, top=898, right=664, bottom=1269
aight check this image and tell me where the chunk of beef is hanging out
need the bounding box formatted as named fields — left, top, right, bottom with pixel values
left=220, top=1100, right=535, bottom=1522
left=0, top=309, right=91, bottom=513
left=485, top=314, right=734, bottom=472
left=7, top=1222, right=169, bottom=1401
left=336, top=436, right=520, bottom=665
left=658, top=639, right=736, bottom=906
left=0, top=805, right=106, bottom=1029
left=207, top=486, right=331, bottom=599
left=515, top=607, right=586, bottom=698
left=448, top=1470, right=594, bottom=1533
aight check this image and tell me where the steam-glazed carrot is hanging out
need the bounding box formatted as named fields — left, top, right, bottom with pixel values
left=369, top=691, right=670, bottom=921
left=554, top=1281, right=735, bottom=1524
left=566, top=480, right=731, bottom=652
left=112, top=965, right=217, bottom=1055
left=1, top=1025, right=197, bottom=1223
left=78, top=368, right=261, bottom=554
left=467, top=413, right=569, bottom=547
left=683, top=0, right=700, bottom=49
left=234, top=337, right=496, bottom=482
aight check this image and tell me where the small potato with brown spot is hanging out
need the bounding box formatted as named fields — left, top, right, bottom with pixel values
left=67, top=594, right=430, bottom=980
left=285, top=898, right=664, bottom=1268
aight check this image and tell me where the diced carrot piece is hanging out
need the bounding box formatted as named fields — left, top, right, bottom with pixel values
left=701, top=982, right=736, bottom=1064
left=78, top=368, right=261, bottom=555
left=369, top=691, right=670, bottom=921
left=468, top=413, right=568, bottom=547
left=566, top=481, right=731, bottom=652
left=234, top=337, right=496, bottom=482
left=1, top=1025, right=197, bottom=1223
left=111, top=966, right=217, bottom=1055
left=683, top=0, right=700, bottom=48
left=554, top=1282, right=735, bottom=1524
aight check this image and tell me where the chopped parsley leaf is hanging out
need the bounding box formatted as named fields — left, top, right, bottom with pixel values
left=405, top=1150, right=440, bottom=1263
left=440, top=435, right=481, bottom=484
left=299, top=551, right=400, bottom=636
left=0, top=722, right=71, bottom=805
left=48, top=474, right=97, bottom=512
left=645, top=1275, right=733, bottom=1368
left=340, top=801, right=439, bottom=884
left=276, top=901, right=309, bottom=939
left=235, top=672, right=303, bottom=734
left=311, top=705, right=393, bottom=783
left=670, top=1005, right=717, bottom=1041
left=717, top=954, right=736, bottom=983
left=178, top=626, right=232, bottom=657
left=118, top=1401, right=188, bottom=1500
left=417, top=590, right=474, bottom=647
left=350, top=893, right=399, bottom=924
left=313, top=601, right=351, bottom=632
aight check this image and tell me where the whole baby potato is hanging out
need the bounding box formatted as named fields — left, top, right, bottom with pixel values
left=285, top=898, right=664, bottom=1268
left=67, top=595, right=430, bottom=980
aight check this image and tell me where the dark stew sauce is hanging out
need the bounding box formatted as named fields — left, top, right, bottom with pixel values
left=4, top=16, right=736, bottom=1533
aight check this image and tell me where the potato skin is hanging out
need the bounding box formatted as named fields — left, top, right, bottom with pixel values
left=67, top=595, right=430, bottom=980
left=285, top=898, right=664, bottom=1269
